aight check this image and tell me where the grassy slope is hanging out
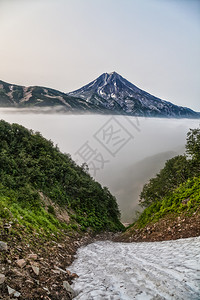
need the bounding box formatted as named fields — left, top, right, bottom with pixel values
left=135, top=176, right=200, bottom=228
left=118, top=176, right=200, bottom=242
left=0, top=185, right=72, bottom=239
left=121, top=128, right=200, bottom=241
left=0, top=120, right=124, bottom=237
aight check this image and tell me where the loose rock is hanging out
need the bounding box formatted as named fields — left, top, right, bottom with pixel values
left=54, top=265, right=67, bottom=274
left=0, top=241, right=8, bottom=251
left=63, top=281, right=75, bottom=298
left=71, top=273, right=79, bottom=279
left=52, top=269, right=61, bottom=274
left=0, top=273, right=5, bottom=284
left=7, top=285, right=21, bottom=297
left=31, top=265, right=39, bottom=275
left=16, top=259, right=26, bottom=268
left=28, top=253, right=38, bottom=260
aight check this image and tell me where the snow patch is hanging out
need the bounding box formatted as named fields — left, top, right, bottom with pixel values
left=21, top=87, right=33, bottom=103
left=69, top=236, right=200, bottom=300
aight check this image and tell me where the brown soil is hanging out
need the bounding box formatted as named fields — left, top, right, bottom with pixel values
left=0, top=224, right=102, bottom=300
left=115, top=212, right=200, bottom=243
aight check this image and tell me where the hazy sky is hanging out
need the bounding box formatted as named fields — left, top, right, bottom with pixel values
left=0, top=0, right=200, bottom=110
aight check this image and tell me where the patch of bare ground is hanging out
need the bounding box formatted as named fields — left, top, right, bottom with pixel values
left=0, top=223, right=100, bottom=300
left=115, top=211, right=200, bottom=243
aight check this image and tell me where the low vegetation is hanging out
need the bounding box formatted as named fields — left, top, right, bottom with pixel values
left=0, top=120, right=124, bottom=236
left=0, top=185, right=71, bottom=239
left=136, top=128, right=200, bottom=228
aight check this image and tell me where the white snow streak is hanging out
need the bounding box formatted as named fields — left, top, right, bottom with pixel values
left=69, top=237, right=200, bottom=300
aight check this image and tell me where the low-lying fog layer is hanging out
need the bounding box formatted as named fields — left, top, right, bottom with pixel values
left=0, top=108, right=199, bottom=221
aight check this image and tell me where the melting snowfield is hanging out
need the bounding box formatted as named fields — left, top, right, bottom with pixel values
left=69, top=236, right=200, bottom=300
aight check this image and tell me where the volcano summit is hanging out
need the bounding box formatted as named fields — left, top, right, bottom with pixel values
left=69, top=72, right=199, bottom=118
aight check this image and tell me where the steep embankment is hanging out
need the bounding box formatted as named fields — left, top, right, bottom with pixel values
left=0, top=120, right=123, bottom=233
left=118, top=128, right=200, bottom=242
left=0, top=120, right=123, bottom=299
left=118, top=177, right=200, bottom=242
left=0, top=220, right=87, bottom=299
left=0, top=213, right=116, bottom=299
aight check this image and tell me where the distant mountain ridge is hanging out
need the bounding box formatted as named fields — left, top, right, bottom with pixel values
left=0, top=80, right=107, bottom=113
left=0, top=73, right=199, bottom=118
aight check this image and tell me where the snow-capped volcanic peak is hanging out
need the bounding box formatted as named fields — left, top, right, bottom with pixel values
left=69, top=72, right=142, bottom=102
left=68, top=72, right=199, bottom=118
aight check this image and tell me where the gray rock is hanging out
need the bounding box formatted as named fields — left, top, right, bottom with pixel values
left=14, top=291, right=21, bottom=298
left=8, top=285, right=16, bottom=295
left=7, top=285, right=21, bottom=297
left=43, top=287, right=50, bottom=294
left=0, top=241, right=8, bottom=251
left=54, top=265, right=67, bottom=274
left=52, top=269, right=60, bottom=274
left=63, top=281, right=75, bottom=297
left=32, top=265, right=39, bottom=275
left=0, top=274, right=5, bottom=284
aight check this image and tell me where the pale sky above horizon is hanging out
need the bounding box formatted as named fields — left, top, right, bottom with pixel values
left=0, top=0, right=200, bottom=110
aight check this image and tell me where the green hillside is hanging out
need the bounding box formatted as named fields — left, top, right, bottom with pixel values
left=134, top=128, right=200, bottom=228
left=0, top=120, right=124, bottom=237
left=136, top=176, right=200, bottom=228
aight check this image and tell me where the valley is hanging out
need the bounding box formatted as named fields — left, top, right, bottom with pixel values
left=1, top=1, right=199, bottom=299
left=0, top=112, right=199, bottom=299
